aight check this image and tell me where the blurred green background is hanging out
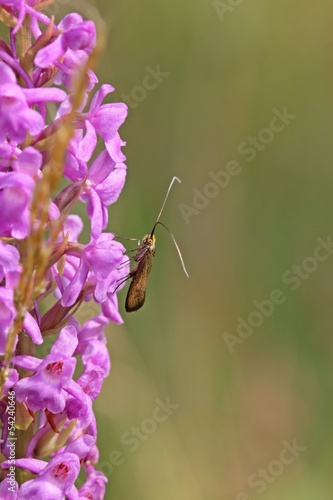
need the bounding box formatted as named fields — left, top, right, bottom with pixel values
left=75, top=0, right=333, bottom=498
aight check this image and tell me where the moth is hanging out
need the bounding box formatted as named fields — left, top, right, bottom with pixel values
left=120, top=176, right=189, bottom=312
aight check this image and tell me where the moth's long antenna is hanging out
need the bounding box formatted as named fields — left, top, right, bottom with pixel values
left=151, top=176, right=181, bottom=235
left=154, top=221, right=189, bottom=278
left=148, top=176, right=189, bottom=277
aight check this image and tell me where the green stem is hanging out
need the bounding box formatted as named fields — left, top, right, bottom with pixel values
left=15, top=332, right=35, bottom=485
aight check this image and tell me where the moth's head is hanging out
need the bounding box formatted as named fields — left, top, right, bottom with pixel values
left=142, top=234, right=156, bottom=249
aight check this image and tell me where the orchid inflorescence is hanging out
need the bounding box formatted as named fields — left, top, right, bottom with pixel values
left=0, top=0, right=129, bottom=497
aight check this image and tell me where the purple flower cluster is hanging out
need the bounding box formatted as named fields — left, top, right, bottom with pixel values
left=0, top=0, right=129, bottom=496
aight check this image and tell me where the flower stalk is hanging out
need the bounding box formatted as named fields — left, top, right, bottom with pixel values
left=0, top=0, right=129, bottom=496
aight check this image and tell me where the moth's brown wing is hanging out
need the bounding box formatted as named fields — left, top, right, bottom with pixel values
left=125, top=252, right=154, bottom=312
left=125, top=280, right=146, bottom=312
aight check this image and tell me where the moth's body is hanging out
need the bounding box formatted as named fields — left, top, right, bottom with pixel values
left=125, top=234, right=156, bottom=312
left=119, top=176, right=188, bottom=313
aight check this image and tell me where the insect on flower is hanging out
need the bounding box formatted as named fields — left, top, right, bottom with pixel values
left=118, top=176, right=189, bottom=312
